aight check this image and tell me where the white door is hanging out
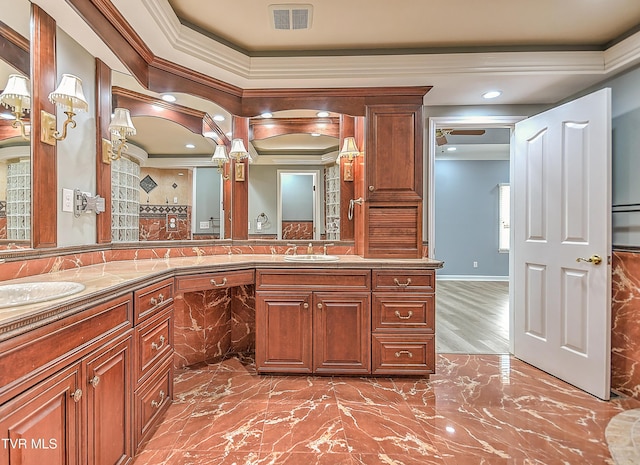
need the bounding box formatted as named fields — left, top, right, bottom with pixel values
left=512, top=88, right=612, bottom=400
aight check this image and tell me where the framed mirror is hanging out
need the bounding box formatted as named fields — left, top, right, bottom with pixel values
left=0, top=0, right=31, bottom=250
left=109, top=71, right=232, bottom=242
left=248, top=110, right=343, bottom=241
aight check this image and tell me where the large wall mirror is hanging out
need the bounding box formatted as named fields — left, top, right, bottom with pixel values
left=110, top=71, right=232, bottom=242
left=109, top=73, right=353, bottom=244
left=247, top=110, right=341, bottom=241
left=0, top=0, right=31, bottom=250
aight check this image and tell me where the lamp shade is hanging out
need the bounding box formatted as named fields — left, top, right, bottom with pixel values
left=109, top=108, right=136, bottom=136
left=211, top=144, right=228, bottom=162
left=229, top=138, right=248, bottom=160
left=339, top=137, right=360, bottom=158
left=48, top=74, right=88, bottom=112
left=0, top=74, right=31, bottom=112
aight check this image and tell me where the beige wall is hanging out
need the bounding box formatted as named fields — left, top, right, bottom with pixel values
left=139, top=167, right=192, bottom=206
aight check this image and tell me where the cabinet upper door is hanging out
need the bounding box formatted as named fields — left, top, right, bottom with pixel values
left=85, top=335, right=133, bottom=465
left=0, top=363, right=83, bottom=465
left=256, top=292, right=313, bottom=374
left=365, top=104, right=423, bottom=202
left=313, top=292, right=371, bottom=374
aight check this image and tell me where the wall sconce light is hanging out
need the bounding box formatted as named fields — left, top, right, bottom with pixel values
left=41, top=74, right=88, bottom=145
left=339, top=136, right=360, bottom=182
left=211, top=144, right=230, bottom=180
left=229, top=138, right=249, bottom=182
left=102, top=107, right=136, bottom=164
left=0, top=74, right=31, bottom=140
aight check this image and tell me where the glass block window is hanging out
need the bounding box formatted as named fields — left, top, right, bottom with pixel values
left=111, top=157, right=140, bottom=242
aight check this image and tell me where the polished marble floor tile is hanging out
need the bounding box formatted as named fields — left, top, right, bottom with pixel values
left=134, top=354, right=640, bottom=465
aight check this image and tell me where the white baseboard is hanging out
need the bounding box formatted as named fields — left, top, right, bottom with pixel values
left=436, top=275, right=509, bottom=282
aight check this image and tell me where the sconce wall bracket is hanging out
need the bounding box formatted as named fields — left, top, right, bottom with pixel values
left=102, top=138, right=113, bottom=164
left=40, top=110, right=56, bottom=146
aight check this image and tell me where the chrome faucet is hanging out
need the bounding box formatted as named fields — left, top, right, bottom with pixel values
left=323, top=243, right=334, bottom=255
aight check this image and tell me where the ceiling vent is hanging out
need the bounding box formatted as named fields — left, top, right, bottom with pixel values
left=269, top=4, right=313, bottom=30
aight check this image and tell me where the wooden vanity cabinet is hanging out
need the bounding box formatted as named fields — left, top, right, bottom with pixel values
left=0, top=294, right=134, bottom=465
left=371, top=270, right=436, bottom=375
left=132, top=279, right=175, bottom=449
left=255, top=269, right=371, bottom=375
left=364, top=104, right=423, bottom=258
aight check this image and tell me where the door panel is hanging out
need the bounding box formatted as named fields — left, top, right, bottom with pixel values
left=513, top=88, right=611, bottom=400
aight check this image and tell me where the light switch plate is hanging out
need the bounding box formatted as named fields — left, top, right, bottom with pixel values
left=62, top=188, right=74, bottom=212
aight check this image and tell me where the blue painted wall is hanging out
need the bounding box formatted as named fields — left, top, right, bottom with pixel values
left=435, top=159, right=510, bottom=277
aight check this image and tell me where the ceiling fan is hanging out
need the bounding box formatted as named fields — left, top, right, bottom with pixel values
left=436, top=128, right=486, bottom=146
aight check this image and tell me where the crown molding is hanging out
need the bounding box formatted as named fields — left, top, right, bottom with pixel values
left=130, top=0, right=636, bottom=86
left=604, top=30, right=640, bottom=73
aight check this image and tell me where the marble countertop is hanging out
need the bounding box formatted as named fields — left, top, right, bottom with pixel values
left=0, top=254, right=443, bottom=340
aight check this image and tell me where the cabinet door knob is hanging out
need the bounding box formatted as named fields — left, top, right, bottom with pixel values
left=151, top=335, right=166, bottom=351
left=368, top=185, right=375, bottom=191
left=303, top=303, right=309, bottom=309
left=317, top=303, right=323, bottom=309
left=71, top=388, right=83, bottom=402
left=210, top=277, right=228, bottom=287
left=89, top=376, right=100, bottom=388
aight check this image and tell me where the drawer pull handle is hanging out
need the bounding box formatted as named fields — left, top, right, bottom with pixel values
left=71, top=388, right=83, bottom=402
left=151, top=335, right=166, bottom=351
left=395, top=310, right=413, bottom=320
left=210, top=277, right=228, bottom=287
left=149, top=293, right=164, bottom=306
left=393, top=278, right=412, bottom=288
left=151, top=390, right=166, bottom=409
left=303, top=303, right=309, bottom=309
left=89, top=376, right=100, bottom=388
left=395, top=350, right=414, bottom=358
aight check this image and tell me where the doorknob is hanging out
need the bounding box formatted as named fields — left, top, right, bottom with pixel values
left=576, top=254, right=602, bottom=265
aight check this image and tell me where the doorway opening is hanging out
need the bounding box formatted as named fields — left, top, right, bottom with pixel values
left=277, top=170, right=321, bottom=240
left=427, top=116, right=524, bottom=354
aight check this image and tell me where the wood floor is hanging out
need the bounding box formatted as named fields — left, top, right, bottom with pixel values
left=436, top=280, right=510, bottom=354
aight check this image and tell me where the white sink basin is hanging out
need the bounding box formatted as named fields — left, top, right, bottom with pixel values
left=283, top=255, right=340, bottom=262
left=0, top=281, right=86, bottom=309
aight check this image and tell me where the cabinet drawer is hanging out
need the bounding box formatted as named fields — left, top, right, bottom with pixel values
left=176, top=269, right=254, bottom=293
left=135, top=278, right=174, bottom=323
left=372, top=334, right=435, bottom=375
left=134, top=359, right=173, bottom=448
left=135, top=308, right=173, bottom=384
left=372, top=293, right=434, bottom=332
left=256, top=269, right=370, bottom=291
left=372, top=270, right=435, bottom=292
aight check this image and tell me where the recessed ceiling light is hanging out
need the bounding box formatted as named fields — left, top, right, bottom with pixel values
left=261, top=112, right=273, bottom=118
left=161, top=94, right=176, bottom=102
left=213, top=114, right=225, bottom=122
left=311, top=133, right=321, bottom=137
left=316, top=111, right=329, bottom=117
left=482, top=90, right=502, bottom=99
left=447, top=147, right=457, bottom=152
left=185, top=143, right=196, bottom=149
